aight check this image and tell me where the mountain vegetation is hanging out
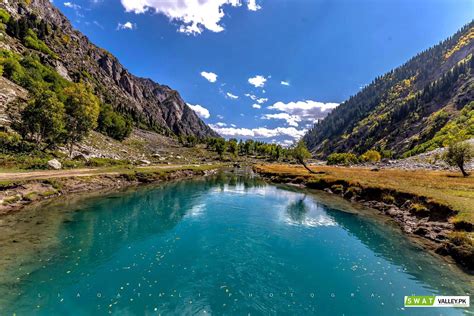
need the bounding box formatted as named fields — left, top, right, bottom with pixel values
left=0, top=0, right=217, bottom=145
left=304, top=21, right=474, bottom=158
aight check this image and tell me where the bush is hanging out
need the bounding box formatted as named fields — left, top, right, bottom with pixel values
left=382, top=194, right=395, bottom=204
left=410, top=203, right=429, bottom=214
left=0, top=132, right=34, bottom=153
left=23, top=29, right=57, bottom=58
left=0, top=153, right=52, bottom=170
left=86, top=157, right=130, bottom=168
left=327, top=153, right=359, bottom=165
left=0, top=9, right=10, bottom=24
left=97, top=104, right=132, bottom=141
left=360, top=150, right=381, bottom=163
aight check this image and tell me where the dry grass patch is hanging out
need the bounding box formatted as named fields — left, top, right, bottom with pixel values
left=255, top=164, right=474, bottom=225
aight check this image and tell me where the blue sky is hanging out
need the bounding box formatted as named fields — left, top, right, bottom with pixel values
left=58, top=0, right=473, bottom=145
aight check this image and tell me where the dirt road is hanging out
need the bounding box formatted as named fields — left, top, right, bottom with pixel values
left=0, top=165, right=198, bottom=181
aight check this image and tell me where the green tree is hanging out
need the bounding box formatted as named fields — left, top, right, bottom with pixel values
left=97, top=103, right=132, bottom=141
left=20, top=90, right=65, bottom=148
left=444, top=141, right=473, bottom=177
left=291, top=140, right=315, bottom=173
left=63, top=84, right=100, bottom=156
left=214, top=138, right=228, bottom=160
left=228, top=139, right=238, bottom=157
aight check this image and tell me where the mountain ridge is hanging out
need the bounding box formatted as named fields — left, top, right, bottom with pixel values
left=1, top=0, right=218, bottom=139
left=304, top=21, right=473, bottom=158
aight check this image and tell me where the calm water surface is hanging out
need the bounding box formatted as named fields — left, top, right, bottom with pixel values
left=0, top=174, right=472, bottom=315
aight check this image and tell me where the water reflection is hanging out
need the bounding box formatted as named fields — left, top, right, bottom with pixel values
left=0, top=173, right=472, bottom=315
left=286, top=197, right=309, bottom=224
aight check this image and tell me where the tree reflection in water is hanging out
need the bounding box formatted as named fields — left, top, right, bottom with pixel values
left=286, top=196, right=308, bottom=224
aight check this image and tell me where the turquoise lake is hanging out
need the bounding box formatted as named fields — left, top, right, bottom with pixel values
left=0, top=174, right=472, bottom=315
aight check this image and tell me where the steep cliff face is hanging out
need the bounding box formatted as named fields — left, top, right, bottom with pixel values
left=304, top=22, right=473, bottom=158
left=1, top=0, right=218, bottom=138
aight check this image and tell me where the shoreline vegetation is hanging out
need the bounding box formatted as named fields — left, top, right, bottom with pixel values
left=0, top=164, right=223, bottom=215
left=253, top=164, right=474, bottom=273
left=2, top=162, right=472, bottom=275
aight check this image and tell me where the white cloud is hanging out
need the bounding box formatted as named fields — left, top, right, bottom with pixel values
left=252, top=104, right=261, bottom=109
left=117, top=21, right=136, bottom=30
left=247, top=0, right=261, bottom=11
left=120, top=0, right=260, bottom=35
left=281, top=81, right=290, bottom=86
left=215, top=122, right=227, bottom=127
left=64, top=2, right=81, bottom=9
left=200, top=71, right=218, bottom=83
left=262, top=113, right=301, bottom=127
left=267, top=100, right=339, bottom=123
left=226, top=92, right=239, bottom=99
left=245, top=95, right=266, bottom=104
left=187, top=103, right=210, bottom=119
left=248, top=75, right=267, bottom=88
left=209, top=125, right=306, bottom=139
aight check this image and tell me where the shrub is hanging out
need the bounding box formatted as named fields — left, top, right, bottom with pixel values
left=85, top=157, right=130, bottom=168
left=327, top=153, right=359, bottom=165
left=331, top=184, right=344, bottom=194
left=360, top=150, right=381, bottom=163
left=382, top=194, right=395, bottom=204
left=0, top=132, right=22, bottom=153
left=410, top=203, right=429, bottom=214
left=0, top=9, right=10, bottom=24
left=449, top=232, right=473, bottom=247
left=0, top=153, right=52, bottom=170
left=97, top=103, right=132, bottom=141
left=23, top=29, right=57, bottom=58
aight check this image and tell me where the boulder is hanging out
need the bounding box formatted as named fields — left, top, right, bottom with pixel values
left=47, top=159, right=62, bottom=170
left=139, top=159, right=151, bottom=165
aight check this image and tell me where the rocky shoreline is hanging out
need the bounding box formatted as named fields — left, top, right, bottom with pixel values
left=0, top=167, right=219, bottom=216
left=254, top=166, right=473, bottom=273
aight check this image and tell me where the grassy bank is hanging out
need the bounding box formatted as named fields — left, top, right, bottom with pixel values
left=0, top=164, right=223, bottom=215
left=254, top=164, right=474, bottom=271
left=255, top=164, right=473, bottom=223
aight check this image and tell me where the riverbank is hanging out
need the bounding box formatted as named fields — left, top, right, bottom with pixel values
left=254, top=164, right=474, bottom=273
left=0, top=164, right=223, bottom=215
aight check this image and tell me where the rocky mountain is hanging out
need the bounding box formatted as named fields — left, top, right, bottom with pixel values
left=304, top=21, right=473, bottom=158
left=0, top=0, right=218, bottom=138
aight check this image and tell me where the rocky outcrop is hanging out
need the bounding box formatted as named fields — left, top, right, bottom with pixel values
left=0, top=77, right=27, bottom=129
left=1, top=0, right=218, bottom=138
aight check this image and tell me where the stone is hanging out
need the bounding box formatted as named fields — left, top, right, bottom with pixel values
left=47, top=159, right=62, bottom=170
left=139, top=159, right=151, bottom=165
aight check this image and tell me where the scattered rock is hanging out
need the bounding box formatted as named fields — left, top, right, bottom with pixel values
left=47, top=159, right=62, bottom=170
left=139, top=159, right=151, bottom=165
left=73, top=153, right=88, bottom=161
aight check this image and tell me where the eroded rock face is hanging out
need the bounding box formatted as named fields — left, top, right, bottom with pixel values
left=1, top=0, right=219, bottom=139
left=0, top=77, right=28, bottom=129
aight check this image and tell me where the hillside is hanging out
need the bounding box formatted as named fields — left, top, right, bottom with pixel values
left=304, top=21, right=474, bottom=158
left=0, top=0, right=217, bottom=138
